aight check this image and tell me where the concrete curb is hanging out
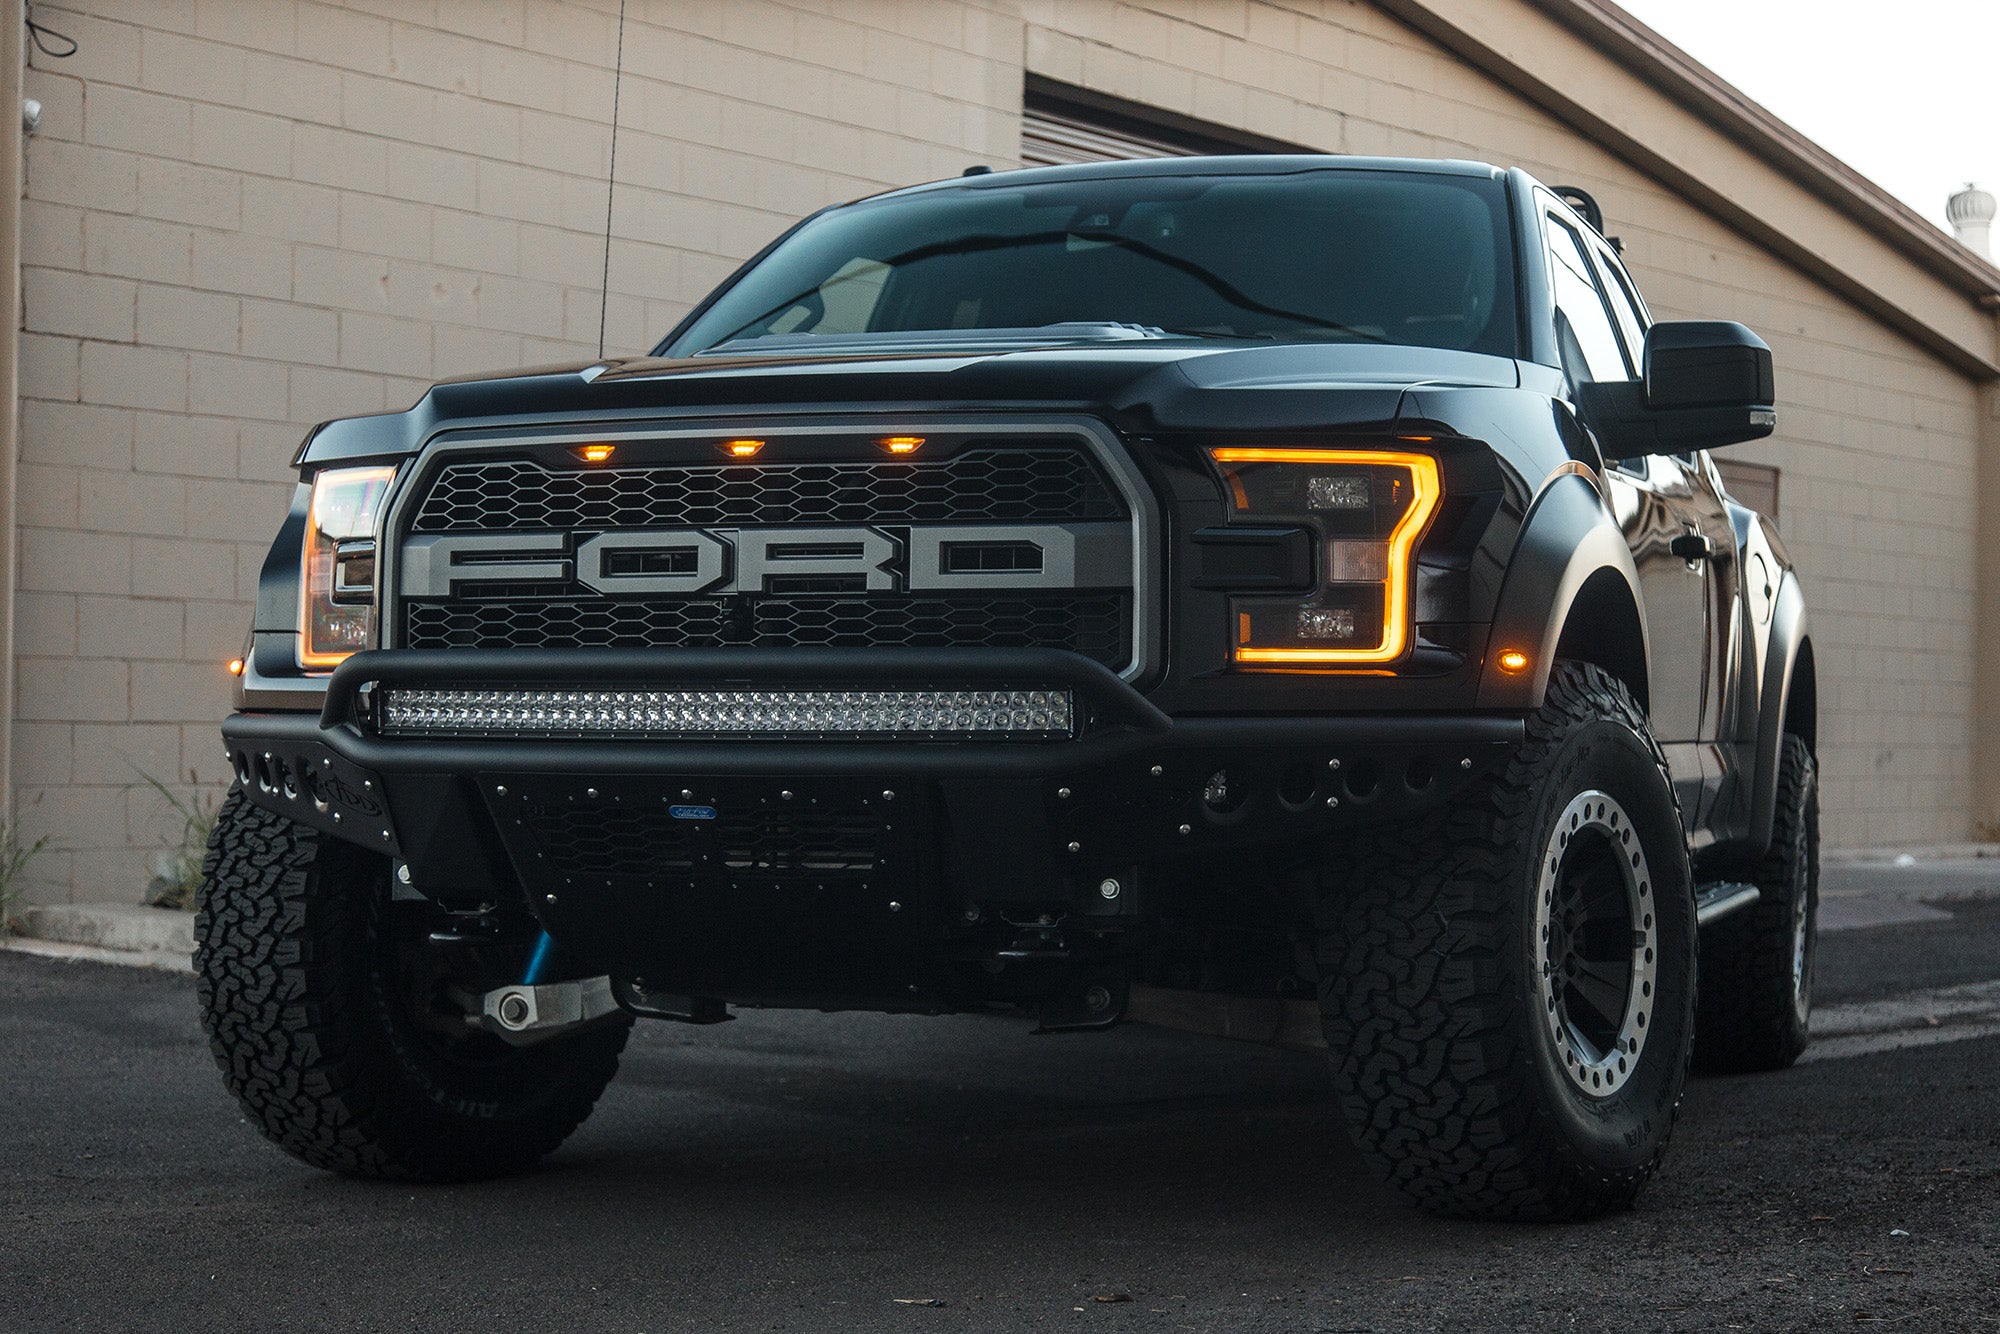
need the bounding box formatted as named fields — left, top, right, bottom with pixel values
left=2, top=935, right=194, bottom=974
left=10, top=902, right=195, bottom=962
left=1826, top=843, right=2000, bottom=864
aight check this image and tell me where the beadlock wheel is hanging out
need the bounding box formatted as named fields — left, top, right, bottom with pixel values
left=1533, top=789, right=1657, bottom=1098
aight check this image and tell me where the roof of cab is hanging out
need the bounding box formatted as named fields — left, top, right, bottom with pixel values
left=867, top=154, right=1509, bottom=204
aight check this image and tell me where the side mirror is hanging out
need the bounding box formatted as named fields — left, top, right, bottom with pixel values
left=1578, top=320, right=1776, bottom=458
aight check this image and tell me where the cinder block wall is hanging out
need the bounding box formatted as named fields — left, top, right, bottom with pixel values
left=9, top=0, right=1980, bottom=901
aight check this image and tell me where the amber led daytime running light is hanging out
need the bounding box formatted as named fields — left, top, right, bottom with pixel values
left=1208, top=447, right=1441, bottom=666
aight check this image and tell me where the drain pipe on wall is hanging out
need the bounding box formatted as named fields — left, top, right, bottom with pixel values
left=0, top=0, right=27, bottom=830
left=1975, top=294, right=2000, bottom=840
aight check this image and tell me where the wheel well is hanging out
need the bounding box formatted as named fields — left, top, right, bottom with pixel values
left=1552, top=568, right=1649, bottom=712
left=1784, top=636, right=1816, bottom=754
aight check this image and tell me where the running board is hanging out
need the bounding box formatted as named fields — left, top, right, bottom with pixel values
left=1694, top=881, right=1763, bottom=927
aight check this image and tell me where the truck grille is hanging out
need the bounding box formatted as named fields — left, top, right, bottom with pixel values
left=409, top=448, right=1123, bottom=532
left=390, top=429, right=1144, bottom=672
left=401, top=592, right=1127, bottom=664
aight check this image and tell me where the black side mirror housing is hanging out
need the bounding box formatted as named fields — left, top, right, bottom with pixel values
left=1577, top=320, right=1776, bottom=459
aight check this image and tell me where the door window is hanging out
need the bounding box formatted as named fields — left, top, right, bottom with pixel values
left=1590, top=244, right=1649, bottom=373
left=1545, top=216, right=1631, bottom=384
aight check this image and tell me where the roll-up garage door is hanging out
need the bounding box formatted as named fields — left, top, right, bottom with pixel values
left=1020, top=103, right=1215, bottom=167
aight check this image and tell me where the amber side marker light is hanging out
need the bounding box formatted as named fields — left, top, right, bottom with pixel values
left=723, top=438, right=765, bottom=458
left=877, top=435, right=925, bottom=455
left=573, top=443, right=616, bottom=463
left=226, top=658, right=245, bottom=676
left=1497, top=649, right=1531, bottom=674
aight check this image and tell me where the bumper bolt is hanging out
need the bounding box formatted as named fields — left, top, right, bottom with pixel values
left=1057, top=786, right=1072, bottom=799
left=681, top=788, right=694, bottom=800
left=1178, top=823, right=1192, bottom=836
left=1460, top=757, right=1473, bottom=770
left=585, top=787, right=598, bottom=799
left=1148, top=765, right=1163, bottom=778
left=961, top=907, right=981, bottom=923
left=1098, top=878, right=1120, bottom=900
left=495, top=785, right=508, bottom=797
left=882, top=789, right=896, bottom=802
left=1325, top=796, right=1340, bottom=809
left=1067, top=841, right=1082, bottom=853
left=395, top=864, right=411, bottom=885
left=888, top=901, right=902, bottom=913
left=1327, top=758, right=1341, bottom=771
left=780, top=789, right=794, bottom=801
left=545, top=894, right=558, bottom=905
left=498, top=994, right=531, bottom=1027
left=1083, top=985, right=1113, bottom=1014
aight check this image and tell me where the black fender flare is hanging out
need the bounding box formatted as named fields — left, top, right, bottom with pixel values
left=1747, top=572, right=1811, bottom=858
left=1476, top=471, right=1649, bottom=712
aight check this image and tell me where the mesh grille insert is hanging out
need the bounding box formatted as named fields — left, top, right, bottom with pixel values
left=521, top=798, right=883, bottom=883
left=409, top=447, right=1125, bottom=532
left=402, top=593, right=1129, bottom=666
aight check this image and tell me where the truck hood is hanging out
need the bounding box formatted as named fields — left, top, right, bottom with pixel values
left=301, top=339, right=1522, bottom=464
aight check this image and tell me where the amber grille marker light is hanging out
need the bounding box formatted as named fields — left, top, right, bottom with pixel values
left=226, top=658, right=245, bottom=676
left=574, top=443, right=616, bottom=463
left=877, top=435, right=925, bottom=455
left=723, top=438, right=765, bottom=458
left=1498, top=649, right=1531, bottom=674
left=1208, top=448, right=1441, bottom=666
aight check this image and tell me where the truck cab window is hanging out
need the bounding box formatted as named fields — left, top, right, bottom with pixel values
left=1545, top=216, right=1631, bottom=384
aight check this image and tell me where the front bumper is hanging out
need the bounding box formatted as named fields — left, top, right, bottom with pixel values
left=222, top=648, right=1523, bottom=1007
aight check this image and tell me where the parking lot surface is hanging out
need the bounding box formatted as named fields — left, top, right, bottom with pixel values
left=7, top=861, right=1999, bottom=1332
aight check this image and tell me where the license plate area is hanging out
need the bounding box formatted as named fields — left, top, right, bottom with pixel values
left=479, top=775, right=925, bottom=1003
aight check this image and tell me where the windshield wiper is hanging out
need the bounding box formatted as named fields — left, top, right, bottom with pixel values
left=699, top=230, right=1386, bottom=351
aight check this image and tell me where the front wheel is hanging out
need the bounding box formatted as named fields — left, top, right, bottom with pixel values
left=1317, top=662, right=1697, bottom=1220
left=195, top=789, right=629, bottom=1181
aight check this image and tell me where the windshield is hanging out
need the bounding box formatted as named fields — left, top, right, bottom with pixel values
left=664, top=167, right=1518, bottom=358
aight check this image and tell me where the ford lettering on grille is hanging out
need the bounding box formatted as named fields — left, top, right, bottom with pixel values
left=400, top=523, right=1132, bottom=598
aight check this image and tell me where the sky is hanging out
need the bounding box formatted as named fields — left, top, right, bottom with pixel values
left=1616, top=0, right=1999, bottom=236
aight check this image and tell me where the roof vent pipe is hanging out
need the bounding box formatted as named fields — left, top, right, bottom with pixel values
left=1947, top=183, right=1995, bottom=260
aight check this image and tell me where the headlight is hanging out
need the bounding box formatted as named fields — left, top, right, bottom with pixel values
left=299, top=465, right=396, bottom=670
left=1206, top=447, right=1440, bottom=666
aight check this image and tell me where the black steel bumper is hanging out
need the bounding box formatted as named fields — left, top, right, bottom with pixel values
left=221, top=648, right=1524, bottom=1007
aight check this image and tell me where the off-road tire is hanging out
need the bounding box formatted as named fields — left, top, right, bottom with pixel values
left=195, top=788, right=629, bottom=1180
left=1317, top=661, right=1696, bottom=1221
left=1693, top=734, right=1817, bottom=1072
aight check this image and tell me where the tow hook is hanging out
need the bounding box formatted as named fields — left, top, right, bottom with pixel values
left=471, top=976, right=625, bottom=1046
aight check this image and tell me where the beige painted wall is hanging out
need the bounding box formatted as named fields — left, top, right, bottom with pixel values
left=8, top=0, right=1984, bottom=901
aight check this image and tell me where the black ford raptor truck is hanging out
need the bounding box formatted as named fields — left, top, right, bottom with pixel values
left=199, top=156, right=1818, bottom=1221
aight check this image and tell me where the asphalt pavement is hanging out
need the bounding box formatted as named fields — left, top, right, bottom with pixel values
left=6, top=860, right=1999, bottom=1333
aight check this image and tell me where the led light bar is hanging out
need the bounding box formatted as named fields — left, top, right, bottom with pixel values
left=378, top=687, right=1075, bottom=740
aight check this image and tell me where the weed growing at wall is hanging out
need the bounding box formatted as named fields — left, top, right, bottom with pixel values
left=136, top=771, right=221, bottom=912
